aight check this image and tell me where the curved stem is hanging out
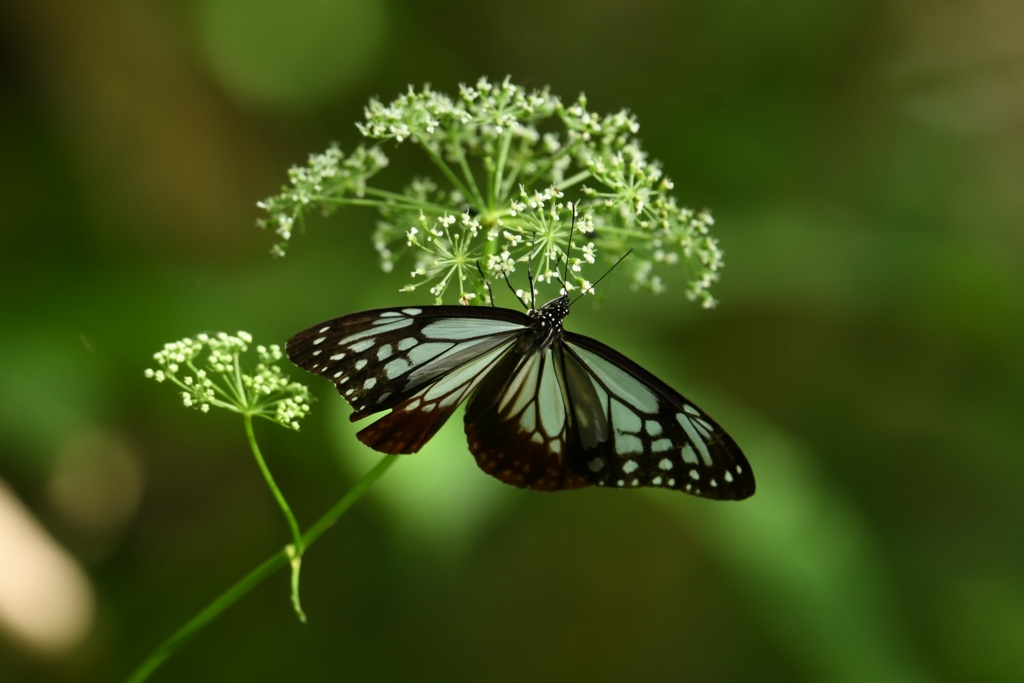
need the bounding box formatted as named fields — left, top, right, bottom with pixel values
left=125, top=455, right=398, bottom=683
left=244, top=415, right=306, bottom=621
left=244, top=417, right=304, bottom=551
left=300, top=455, right=397, bottom=546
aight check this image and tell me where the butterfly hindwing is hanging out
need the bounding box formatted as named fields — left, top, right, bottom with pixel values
left=464, top=342, right=590, bottom=491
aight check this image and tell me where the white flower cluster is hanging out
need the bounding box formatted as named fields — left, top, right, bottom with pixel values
left=258, top=76, right=728, bottom=308
left=257, top=145, right=388, bottom=257
left=145, top=332, right=311, bottom=430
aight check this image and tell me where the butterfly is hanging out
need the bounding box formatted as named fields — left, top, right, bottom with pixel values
left=286, top=288, right=754, bottom=500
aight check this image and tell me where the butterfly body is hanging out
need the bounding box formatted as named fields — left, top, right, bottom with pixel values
left=287, top=297, right=754, bottom=500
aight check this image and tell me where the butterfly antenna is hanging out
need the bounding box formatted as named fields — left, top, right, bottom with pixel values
left=491, top=253, right=530, bottom=310
left=559, top=202, right=577, bottom=295
left=569, top=248, right=634, bottom=306
left=475, top=260, right=496, bottom=307
left=502, top=269, right=529, bottom=310
left=526, top=234, right=539, bottom=310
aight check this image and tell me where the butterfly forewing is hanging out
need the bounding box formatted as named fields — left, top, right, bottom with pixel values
left=560, top=333, right=754, bottom=500
left=286, top=306, right=529, bottom=451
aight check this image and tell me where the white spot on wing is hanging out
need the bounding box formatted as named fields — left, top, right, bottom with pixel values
left=350, top=340, right=374, bottom=354
left=520, top=409, right=536, bottom=432
left=652, top=438, right=673, bottom=452
left=384, top=356, right=413, bottom=379
left=615, top=433, right=643, bottom=454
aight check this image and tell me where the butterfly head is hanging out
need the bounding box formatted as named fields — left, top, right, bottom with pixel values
left=531, top=295, right=570, bottom=322
left=524, top=295, right=571, bottom=348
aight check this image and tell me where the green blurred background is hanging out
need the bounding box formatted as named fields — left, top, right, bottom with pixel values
left=2, top=0, right=1022, bottom=681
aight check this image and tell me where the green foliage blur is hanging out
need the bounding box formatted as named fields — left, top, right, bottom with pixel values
left=2, top=1, right=1022, bottom=682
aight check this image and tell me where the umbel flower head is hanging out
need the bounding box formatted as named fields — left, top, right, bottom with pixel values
left=258, top=76, right=724, bottom=308
left=145, top=332, right=311, bottom=430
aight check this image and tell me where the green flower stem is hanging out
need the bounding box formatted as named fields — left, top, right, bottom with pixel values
left=299, top=194, right=440, bottom=217
left=243, top=414, right=306, bottom=622
left=125, top=454, right=398, bottom=683
left=552, top=168, right=592, bottom=191
left=324, top=191, right=451, bottom=214
left=450, top=142, right=485, bottom=208
left=490, top=129, right=514, bottom=204
left=415, top=134, right=480, bottom=207
left=299, top=455, right=397, bottom=546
